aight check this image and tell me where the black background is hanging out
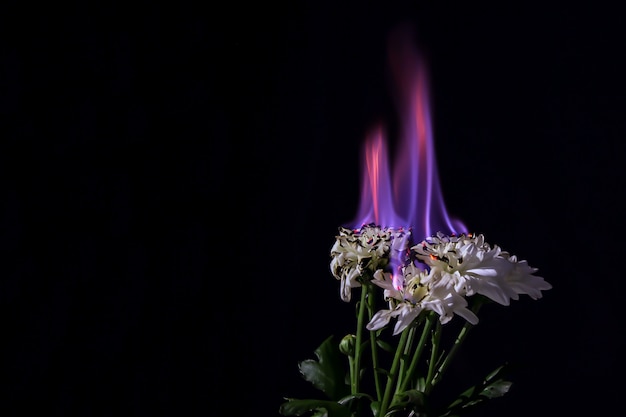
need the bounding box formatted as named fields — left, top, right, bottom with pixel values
left=2, top=2, right=625, bottom=416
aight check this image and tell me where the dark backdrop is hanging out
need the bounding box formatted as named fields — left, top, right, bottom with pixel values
left=2, top=2, right=625, bottom=416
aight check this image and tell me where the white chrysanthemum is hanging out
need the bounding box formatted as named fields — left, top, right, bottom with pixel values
left=330, top=225, right=410, bottom=302
left=413, top=232, right=551, bottom=306
left=499, top=252, right=552, bottom=300
left=367, top=263, right=479, bottom=335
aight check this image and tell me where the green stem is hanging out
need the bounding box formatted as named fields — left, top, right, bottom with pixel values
left=378, top=328, right=410, bottom=417
left=367, top=286, right=383, bottom=401
left=352, top=284, right=369, bottom=394
left=424, top=319, right=442, bottom=393
left=398, top=312, right=435, bottom=393
left=396, top=324, right=415, bottom=392
left=425, top=299, right=484, bottom=395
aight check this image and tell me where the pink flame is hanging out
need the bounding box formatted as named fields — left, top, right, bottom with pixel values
left=350, top=28, right=467, bottom=240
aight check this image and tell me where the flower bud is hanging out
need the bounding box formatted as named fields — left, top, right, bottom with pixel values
left=339, top=334, right=356, bottom=356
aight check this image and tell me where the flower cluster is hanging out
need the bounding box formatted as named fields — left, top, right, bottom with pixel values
left=368, top=231, right=551, bottom=334
left=281, top=223, right=552, bottom=417
left=330, top=225, right=410, bottom=302
left=332, top=227, right=551, bottom=335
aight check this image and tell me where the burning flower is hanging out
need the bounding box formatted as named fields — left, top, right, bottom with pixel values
left=366, top=254, right=480, bottom=335
left=413, top=232, right=552, bottom=306
left=365, top=231, right=551, bottom=336
left=330, top=225, right=409, bottom=302
left=280, top=228, right=551, bottom=417
left=279, top=26, right=552, bottom=417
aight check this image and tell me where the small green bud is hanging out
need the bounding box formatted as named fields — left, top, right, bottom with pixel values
left=339, top=334, right=356, bottom=356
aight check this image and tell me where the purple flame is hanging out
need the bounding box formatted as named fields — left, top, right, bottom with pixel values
left=350, top=28, right=467, bottom=241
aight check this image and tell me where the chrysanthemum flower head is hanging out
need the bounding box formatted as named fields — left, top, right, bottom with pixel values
left=361, top=231, right=552, bottom=335
left=330, top=224, right=410, bottom=302
left=331, top=228, right=551, bottom=334
left=413, top=232, right=551, bottom=306
left=367, top=262, right=479, bottom=335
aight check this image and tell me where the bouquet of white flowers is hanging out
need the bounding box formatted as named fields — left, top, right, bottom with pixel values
left=280, top=24, right=552, bottom=417
left=279, top=225, right=551, bottom=417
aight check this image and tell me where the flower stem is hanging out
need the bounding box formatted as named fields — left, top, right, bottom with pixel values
left=425, top=299, right=484, bottom=395
left=424, top=319, right=442, bottom=392
left=396, top=324, right=415, bottom=392
left=367, top=285, right=383, bottom=401
left=352, top=284, right=369, bottom=394
left=379, top=328, right=410, bottom=417
left=398, top=312, right=435, bottom=394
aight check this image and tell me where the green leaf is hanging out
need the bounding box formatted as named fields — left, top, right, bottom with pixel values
left=376, top=339, right=394, bottom=353
left=373, top=367, right=390, bottom=378
left=369, top=401, right=380, bottom=417
left=441, top=363, right=513, bottom=416
left=278, top=398, right=351, bottom=417
left=388, top=389, right=429, bottom=415
left=339, top=393, right=376, bottom=417
left=338, top=392, right=375, bottom=407
left=480, top=379, right=512, bottom=399
left=484, top=363, right=508, bottom=382
left=478, top=363, right=512, bottom=399
left=298, top=335, right=350, bottom=400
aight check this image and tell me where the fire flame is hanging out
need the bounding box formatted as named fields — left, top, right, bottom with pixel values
left=350, top=27, right=466, bottom=240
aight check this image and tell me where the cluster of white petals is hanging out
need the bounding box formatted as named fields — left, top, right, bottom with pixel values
left=413, top=232, right=552, bottom=306
left=330, top=224, right=410, bottom=302
left=367, top=265, right=479, bottom=335
left=332, top=228, right=552, bottom=334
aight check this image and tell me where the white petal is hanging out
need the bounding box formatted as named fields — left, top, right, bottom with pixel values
left=393, top=304, right=421, bottom=335
left=454, top=306, right=479, bottom=325
left=366, top=308, right=395, bottom=331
